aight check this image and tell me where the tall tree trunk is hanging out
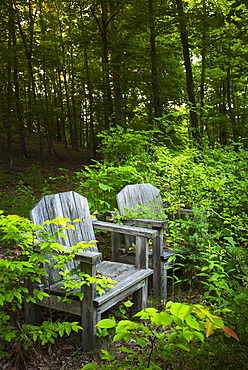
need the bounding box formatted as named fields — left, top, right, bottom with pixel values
left=199, top=0, right=206, bottom=139
left=16, top=0, right=45, bottom=163
left=7, top=0, right=14, bottom=169
left=56, top=67, right=67, bottom=148
left=219, top=80, right=227, bottom=145
left=175, top=0, right=201, bottom=147
left=226, top=66, right=238, bottom=142
left=11, top=8, right=27, bottom=157
left=69, top=40, right=79, bottom=151
left=58, top=19, right=76, bottom=150
left=84, top=48, right=95, bottom=153
left=91, top=2, right=114, bottom=130
left=148, top=0, right=162, bottom=119
left=109, top=2, right=124, bottom=126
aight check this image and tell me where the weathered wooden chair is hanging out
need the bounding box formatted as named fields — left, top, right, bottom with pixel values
left=109, top=183, right=213, bottom=299
left=25, top=191, right=156, bottom=352
left=107, top=183, right=192, bottom=299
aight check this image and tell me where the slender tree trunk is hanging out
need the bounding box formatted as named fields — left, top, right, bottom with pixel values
left=58, top=19, right=76, bottom=150
left=226, top=66, right=238, bottom=141
left=175, top=0, right=201, bottom=147
left=148, top=0, right=162, bottom=119
left=109, top=2, right=124, bottom=126
left=92, top=2, right=114, bottom=130
left=17, top=1, right=45, bottom=163
left=84, top=48, right=95, bottom=153
left=200, top=0, right=206, bottom=139
left=11, top=7, right=27, bottom=158
left=219, top=80, right=227, bottom=145
left=57, top=67, right=67, bottom=147
left=7, top=0, right=13, bottom=169
left=69, top=40, right=79, bottom=151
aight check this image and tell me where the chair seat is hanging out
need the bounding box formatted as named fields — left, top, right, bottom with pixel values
left=40, top=262, right=152, bottom=315
left=95, top=262, right=153, bottom=308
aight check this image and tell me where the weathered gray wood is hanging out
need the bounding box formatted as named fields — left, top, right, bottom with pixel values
left=152, top=227, right=165, bottom=298
left=116, top=184, right=171, bottom=299
left=24, top=279, right=41, bottom=325
left=124, top=218, right=167, bottom=228
left=93, top=220, right=157, bottom=238
left=26, top=191, right=155, bottom=352
left=135, top=236, right=148, bottom=269
left=117, top=183, right=164, bottom=215
left=111, top=231, right=121, bottom=262
left=80, top=257, right=98, bottom=351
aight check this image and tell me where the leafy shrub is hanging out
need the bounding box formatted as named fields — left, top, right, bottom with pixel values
left=76, top=161, right=151, bottom=213
left=0, top=212, right=112, bottom=358
left=97, top=126, right=158, bottom=166
left=81, top=301, right=238, bottom=370
left=196, top=238, right=248, bottom=341
left=153, top=144, right=248, bottom=216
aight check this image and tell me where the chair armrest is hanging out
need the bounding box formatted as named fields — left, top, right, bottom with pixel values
left=74, top=251, right=102, bottom=264
left=123, top=218, right=166, bottom=228
left=34, top=246, right=102, bottom=265
left=93, top=220, right=158, bottom=239
left=176, top=209, right=214, bottom=216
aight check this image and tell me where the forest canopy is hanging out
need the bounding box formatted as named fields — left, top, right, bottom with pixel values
left=1, top=0, right=248, bottom=166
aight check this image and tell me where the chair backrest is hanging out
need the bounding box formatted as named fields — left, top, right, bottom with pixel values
left=30, top=191, right=98, bottom=283
left=117, top=183, right=164, bottom=218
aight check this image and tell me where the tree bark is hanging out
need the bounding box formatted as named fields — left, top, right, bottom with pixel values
left=175, top=0, right=201, bottom=147
left=91, top=2, right=114, bottom=130
left=148, top=0, right=162, bottom=119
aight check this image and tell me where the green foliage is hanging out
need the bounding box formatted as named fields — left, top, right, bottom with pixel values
left=97, top=126, right=158, bottom=166
left=4, top=180, right=37, bottom=218
left=153, top=144, right=248, bottom=215
left=0, top=212, right=112, bottom=358
left=196, top=240, right=248, bottom=340
left=76, top=161, right=150, bottom=213
left=82, top=302, right=237, bottom=369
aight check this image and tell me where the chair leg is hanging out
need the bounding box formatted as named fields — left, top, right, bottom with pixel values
left=80, top=259, right=99, bottom=352
left=81, top=301, right=99, bottom=352
left=24, top=279, right=41, bottom=325
left=153, top=227, right=167, bottom=299
left=132, top=278, right=148, bottom=313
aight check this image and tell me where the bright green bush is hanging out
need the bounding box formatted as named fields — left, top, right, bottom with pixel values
left=0, top=212, right=112, bottom=358
left=81, top=301, right=238, bottom=370
left=153, top=144, right=248, bottom=216
left=97, top=126, right=158, bottom=166
left=76, top=161, right=152, bottom=213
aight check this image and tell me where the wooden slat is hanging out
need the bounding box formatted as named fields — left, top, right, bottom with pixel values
left=116, top=183, right=169, bottom=299
left=124, top=218, right=166, bottom=228
left=117, top=183, right=164, bottom=216
left=93, top=220, right=158, bottom=238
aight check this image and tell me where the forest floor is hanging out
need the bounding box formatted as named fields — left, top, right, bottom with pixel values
left=0, top=131, right=95, bottom=183
left=0, top=134, right=248, bottom=369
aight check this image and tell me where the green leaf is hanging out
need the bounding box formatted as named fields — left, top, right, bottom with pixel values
left=96, top=318, right=116, bottom=329
left=124, top=300, right=133, bottom=308
left=182, top=330, right=194, bottom=342
left=118, top=347, right=136, bottom=354
left=176, top=343, right=190, bottom=351
left=152, top=312, right=172, bottom=327
left=168, top=332, right=178, bottom=343
left=81, top=364, right=99, bottom=370
left=185, top=315, right=201, bottom=330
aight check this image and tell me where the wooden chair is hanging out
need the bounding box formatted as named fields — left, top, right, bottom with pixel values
left=107, top=183, right=192, bottom=299
left=25, top=191, right=156, bottom=352
left=110, top=183, right=212, bottom=299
